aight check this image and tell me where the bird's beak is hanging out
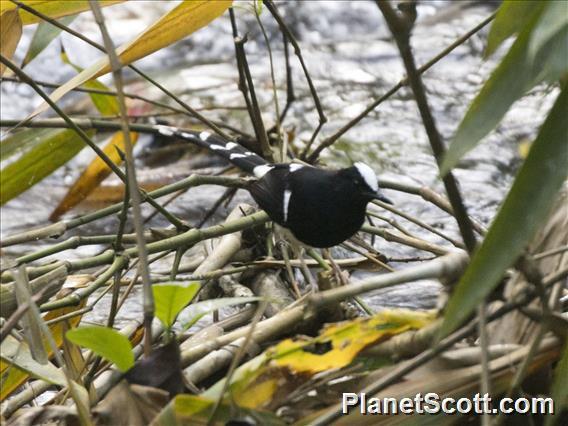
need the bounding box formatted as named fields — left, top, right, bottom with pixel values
left=372, top=192, right=393, bottom=205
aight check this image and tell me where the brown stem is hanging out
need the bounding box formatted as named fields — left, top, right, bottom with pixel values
left=376, top=1, right=477, bottom=253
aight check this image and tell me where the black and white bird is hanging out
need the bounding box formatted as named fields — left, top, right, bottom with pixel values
left=154, top=125, right=392, bottom=248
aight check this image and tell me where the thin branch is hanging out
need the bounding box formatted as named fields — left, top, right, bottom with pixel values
left=255, top=6, right=283, bottom=148
left=306, top=10, right=496, bottom=162
left=376, top=1, right=477, bottom=253
left=264, top=0, right=327, bottom=146
left=207, top=301, right=267, bottom=424
left=234, top=34, right=272, bottom=160
left=278, top=33, right=296, bottom=126
left=1, top=174, right=250, bottom=250
left=8, top=0, right=231, bottom=140
left=370, top=201, right=465, bottom=248
left=0, top=56, right=186, bottom=231
left=89, top=0, right=154, bottom=355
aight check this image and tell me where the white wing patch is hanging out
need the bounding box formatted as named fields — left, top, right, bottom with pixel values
left=283, top=189, right=292, bottom=222
left=226, top=142, right=239, bottom=150
left=354, top=162, right=378, bottom=192
left=253, top=164, right=274, bottom=178
left=288, top=164, right=304, bottom=172
left=199, top=131, right=211, bottom=141
left=230, top=153, right=246, bottom=159
left=155, top=125, right=176, bottom=136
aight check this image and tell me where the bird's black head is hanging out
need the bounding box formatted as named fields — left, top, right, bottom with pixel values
left=340, top=162, right=393, bottom=204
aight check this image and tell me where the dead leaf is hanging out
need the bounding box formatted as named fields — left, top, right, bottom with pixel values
left=0, top=9, right=22, bottom=75
left=50, top=131, right=138, bottom=221
left=205, top=309, right=436, bottom=410
left=93, top=380, right=169, bottom=426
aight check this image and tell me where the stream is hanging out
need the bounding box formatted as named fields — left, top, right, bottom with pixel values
left=0, top=1, right=558, bottom=326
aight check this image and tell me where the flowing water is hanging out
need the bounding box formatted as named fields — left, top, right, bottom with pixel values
left=0, top=1, right=558, bottom=324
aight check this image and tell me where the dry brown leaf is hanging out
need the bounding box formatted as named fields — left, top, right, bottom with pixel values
left=50, top=131, right=138, bottom=221
left=0, top=9, right=22, bottom=75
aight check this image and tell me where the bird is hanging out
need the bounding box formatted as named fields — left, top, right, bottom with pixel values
left=152, top=125, right=392, bottom=248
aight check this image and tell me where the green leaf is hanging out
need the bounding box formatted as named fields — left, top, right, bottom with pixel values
left=440, top=87, right=568, bottom=336
left=544, top=341, right=568, bottom=426
left=0, top=128, right=59, bottom=159
left=21, top=15, right=76, bottom=67
left=181, top=296, right=262, bottom=331
left=61, top=49, right=119, bottom=116
left=530, top=22, right=568, bottom=85
left=441, top=4, right=567, bottom=176
left=0, top=128, right=94, bottom=205
left=1, top=334, right=67, bottom=387
left=153, top=282, right=200, bottom=329
left=66, top=326, right=134, bottom=372
left=528, top=0, right=568, bottom=60
left=485, top=1, right=544, bottom=58
left=81, top=79, right=120, bottom=116
left=441, top=26, right=533, bottom=175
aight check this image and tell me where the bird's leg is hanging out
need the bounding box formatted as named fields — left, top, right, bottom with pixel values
left=274, top=225, right=317, bottom=293
left=278, top=240, right=301, bottom=298
left=322, top=248, right=349, bottom=287
left=290, top=240, right=318, bottom=293
left=279, top=241, right=317, bottom=293
left=294, top=244, right=318, bottom=293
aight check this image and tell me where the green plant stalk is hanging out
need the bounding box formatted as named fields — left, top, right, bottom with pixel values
left=1, top=174, right=251, bottom=249
left=39, top=255, right=128, bottom=311
left=15, top=234, right=151, bottom=265
left=9, top=0, right=231, bottom=141
left=33, top=212, right=269, bottom=311
left=89, top=0, right=155, bottom=356
left=0, top=54, right=185, bottom=230
left=376, top=1, right=477, bottom=254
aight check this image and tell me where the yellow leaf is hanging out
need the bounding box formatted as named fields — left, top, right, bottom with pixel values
left=152, top=394, right=284, bottom=425
left=50, top=131, right=138, bottom=221
left=0, top=9, right=22, bottom=75
left=272, top=309, right=435, bottom=373
left=233, top=375, right=279, bottom=409
left=222, top=309, right=435, bottom=409
left=102, top=0, right=232, bottom=76
left=0, top=1, right=123, bottom=25
left=28, top=0, right=232, bottom=120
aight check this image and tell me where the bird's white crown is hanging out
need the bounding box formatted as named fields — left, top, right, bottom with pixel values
left=354, top=162, right=378, bottom=192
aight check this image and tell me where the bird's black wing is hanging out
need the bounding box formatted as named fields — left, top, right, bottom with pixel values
left=247, top=165, right=290, bottom=225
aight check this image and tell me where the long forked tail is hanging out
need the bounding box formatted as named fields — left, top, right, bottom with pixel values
left=153, top=124, right=269, bottom=176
